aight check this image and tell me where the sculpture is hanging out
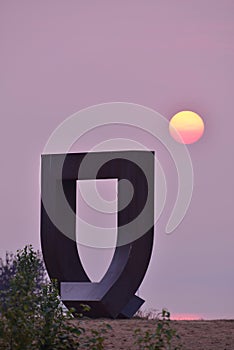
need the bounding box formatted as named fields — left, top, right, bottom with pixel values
left=41, top=151, right=154, bottom=318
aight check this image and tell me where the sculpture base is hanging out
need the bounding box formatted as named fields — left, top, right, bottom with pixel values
left=61, top=282, right=144, bottom=319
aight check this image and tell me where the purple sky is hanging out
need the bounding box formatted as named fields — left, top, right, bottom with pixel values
left=1, top=1, right=234, bottom=319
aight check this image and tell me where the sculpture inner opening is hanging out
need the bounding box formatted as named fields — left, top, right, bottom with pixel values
left=76, top=179, right=118, bottom=282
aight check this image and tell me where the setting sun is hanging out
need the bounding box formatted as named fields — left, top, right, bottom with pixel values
left=169, top=111, right=205, bottom=144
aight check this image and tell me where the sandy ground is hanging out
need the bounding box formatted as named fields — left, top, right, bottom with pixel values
left=75, top=318, right=234, bottom=350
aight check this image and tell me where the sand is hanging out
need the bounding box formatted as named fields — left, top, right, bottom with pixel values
left=75, top=318, right=234, bottom=350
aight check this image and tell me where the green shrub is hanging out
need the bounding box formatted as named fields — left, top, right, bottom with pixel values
left=0, top=248, right=47, bottom=295
left=80, top=323, right=112, bottom=350
left=0, top=246, right=46, bottom=349
left=0, top=245, right=109, bottom=350
left=134, top=309, right=182, bottom=350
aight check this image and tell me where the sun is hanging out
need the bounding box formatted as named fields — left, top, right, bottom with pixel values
left=169, top=111, right=204, bottom=144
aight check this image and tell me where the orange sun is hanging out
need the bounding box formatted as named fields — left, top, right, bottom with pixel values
left=169, top=111, right=204, bottom=144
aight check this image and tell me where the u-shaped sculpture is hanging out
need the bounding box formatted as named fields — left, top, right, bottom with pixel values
left=41, top=151, right=154, bottom=318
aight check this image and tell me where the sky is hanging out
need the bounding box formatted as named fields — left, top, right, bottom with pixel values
left=0, top=1, right=234, bottom=319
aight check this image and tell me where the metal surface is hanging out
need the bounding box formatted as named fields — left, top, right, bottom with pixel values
left=41, top=151, right=154, bottom=318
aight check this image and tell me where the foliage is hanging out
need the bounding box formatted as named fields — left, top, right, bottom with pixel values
left=80, top=323, right=112, bottom=350
left=0, top=245, right=110, bottom=350
left=0, top=246, right=43, bottom=349
left=0, top=252, right=16, bottom=294
left=134, top=309, right=182, bottom=350
left=0, top=248, right=46, bottom=298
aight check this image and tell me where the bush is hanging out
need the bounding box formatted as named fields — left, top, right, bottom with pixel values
left=0, top=245, right=109, bottom=350
left=134, top=309, right=182, bottom=350
left=0, top=252, right=16, bottom=294
left=0, top=248, right=46, bottom=298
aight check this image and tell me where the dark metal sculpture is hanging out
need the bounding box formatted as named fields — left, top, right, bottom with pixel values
left=41, top=151, right=154, bottom=318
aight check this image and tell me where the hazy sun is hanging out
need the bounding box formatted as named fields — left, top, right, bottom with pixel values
left=169, top=111, right=204, bottom=144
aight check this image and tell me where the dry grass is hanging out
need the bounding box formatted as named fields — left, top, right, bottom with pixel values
left=74, top=318, right=234, bottom=350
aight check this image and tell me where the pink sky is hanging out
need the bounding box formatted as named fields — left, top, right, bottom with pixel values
left=0, top=1, right=234, bottom=319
